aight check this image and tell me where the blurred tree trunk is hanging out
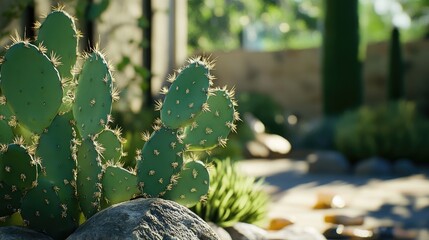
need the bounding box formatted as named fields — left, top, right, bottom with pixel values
left=322, top=0, right=362, bottom=116
left=142, top=0, right=153, bottom=107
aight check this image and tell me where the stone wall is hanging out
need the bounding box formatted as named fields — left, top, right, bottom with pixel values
left=209, top=40, right=429, bottom=119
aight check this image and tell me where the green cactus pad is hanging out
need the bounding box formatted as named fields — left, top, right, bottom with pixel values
left=137, top=127, right=184, bottom=197
left=0, top=98, right=14, bottom=144
left=0, top=42, right=63, bottom=134
left=36, top=10, right=78, bottom=80
left=21, top=178, right=79, bottom=239
left=0, top=144, right=37, bottom=191
left=164, top=160, right=210, bottom=208
left=36, top=112, right=76, bottom=184
left=73, top=51, right=113, bottom=138
left=95, top=128, right=123, bottom=164
left=102, top=165, right=139, bottom=207
left=75, top=138, right=103, bottom=219
left=0, top=121, right=13, bottom=145
left=160, top=60, right=211, bottom=129
left=183, top=88, right=236, bottom=151
left=0, top=181, right=22, bottom=217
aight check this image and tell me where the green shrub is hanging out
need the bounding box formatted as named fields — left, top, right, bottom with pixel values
left=334, top=101, right=429, bottom=163
left=191, top=158, right=270, bottom=227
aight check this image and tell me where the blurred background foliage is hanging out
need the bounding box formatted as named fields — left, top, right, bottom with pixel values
left=188, top=0, right=429, bottom=52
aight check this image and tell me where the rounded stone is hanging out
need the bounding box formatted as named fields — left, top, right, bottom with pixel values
left=67, top=198, right=219, bottom=240
left=355, top=157, right=392, bottom=176
left=307, top=151, right=350, bottom=174
left=0, top=226, right=54, bottom=240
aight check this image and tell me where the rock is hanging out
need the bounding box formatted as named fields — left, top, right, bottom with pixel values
left=267, top=217, right=295, bottom=230
left=256, top=133, right=291, bottom=158
left=224, top=222, right=268, bottom=240
left=307, top=151, right=350, bottom=174
left=355, top=157, right=392, bottom=176
left=393, top=159, right=419, bottom=176
left=268, top=225, right=326, bottom=240
left=313, top=192, right=346, bottom=209
left=324, top=214, right=364, bottom=225
left=208, top=223, right=232, bottom=240
left=67, top=198, right=219, bottom=240
left=0, top=226, right=54, bottom=240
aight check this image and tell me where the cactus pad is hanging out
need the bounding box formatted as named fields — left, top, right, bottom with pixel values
left=73, top=51, right=113, bottom=138
left=36, top=10, right=78, bottom=80
left=0, top=181, right=22, bottom=217
left=102, top=165, right=139, bottom=206
left=36, top=112, right=76, bottom=184
left=0, top=98, right=14, bottom=144
left=75, top=138, right=103, bottom=219
left=0, top=144, right=37, bottom=190
left=95, top=128, right=123, bottom=164
left=137, top=127, right=184, bottom=197
left=21, top=178, right=79, bottom=239
left=0, top=42, right=63, bottom=134
left=160, top=60, right=211, bottom=129
left=164, top=160, right=210, bottom=207
left=183, top=88, right=237, bottom=151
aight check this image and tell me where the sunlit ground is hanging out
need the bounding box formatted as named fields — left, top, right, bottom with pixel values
left=238, top=158, right=429, bottom=238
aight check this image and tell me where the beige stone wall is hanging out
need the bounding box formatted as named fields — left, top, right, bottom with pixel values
left=209, top=40, right=429, bottom=119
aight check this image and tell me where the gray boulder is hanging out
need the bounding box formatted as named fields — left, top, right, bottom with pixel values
left=393, top=159, right=419, bottom=176
left=224, top=222, right=268, bottom=240
left=307, top=151, right=350, bottom=174
left=355, top=157, right=392, bottom=176
left=0, top=226, right=54, bottom=240
left=67, top=198, right=219, bottom=240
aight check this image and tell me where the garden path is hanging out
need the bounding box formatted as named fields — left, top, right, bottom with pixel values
left=237, top=158, right=429, bottom=239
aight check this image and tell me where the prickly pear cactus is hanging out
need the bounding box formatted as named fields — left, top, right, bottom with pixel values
left=137, top=57, right=239, bottom=208
left=0, top=6, right=239, bottom=238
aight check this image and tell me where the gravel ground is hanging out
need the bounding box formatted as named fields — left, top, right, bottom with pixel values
left=237, top=158, right=429, bottom=239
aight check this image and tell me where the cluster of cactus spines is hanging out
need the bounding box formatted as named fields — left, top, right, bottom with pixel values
left=0, top=6, right=239, bottom=239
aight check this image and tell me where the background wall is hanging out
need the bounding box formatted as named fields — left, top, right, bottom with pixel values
left=209, top=40, right=429, bottom=119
